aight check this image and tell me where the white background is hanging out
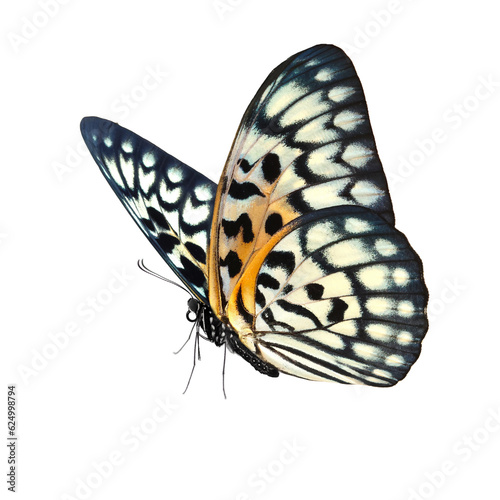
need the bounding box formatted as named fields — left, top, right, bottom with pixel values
left=2, top=1, right=499, bottom=499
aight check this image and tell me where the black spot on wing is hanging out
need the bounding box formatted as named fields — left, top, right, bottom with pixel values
left=146, top=206, right=166, bottom=229
left=286, top=189, right=311, bottom=215
left=222, top=214, right=254, bottom=243
left=140, top=217, right=155, bottom=232
left=305, top=283, right=324, bottom=300
left=220, top=251, right=243, bottom=278
left=256, top=289, right=266, bottom=309
left=327, top=298, right=348, bottom=323
left=157, top=232, right=179, bottom=254
left=265, top=213, right=283, bottom=236
left=239, top=159, right=252, bottom=173
left=228, top=180, right=265, bottom=200
left=180, top=255, right=206, bottom=287
left=265, top=250, right=295, bottom=275
left=276, top=300, right=323, bottom=329
left=184, top=242, right=206, bottom=265
left=261, top=153, right=281, bottom=184
left=257, top=273, right=280, bottom=290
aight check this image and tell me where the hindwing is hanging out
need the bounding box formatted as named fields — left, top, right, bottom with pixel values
left=81, top=117, right=216, bottom=303
left=227, top=206, right=427, bottom=386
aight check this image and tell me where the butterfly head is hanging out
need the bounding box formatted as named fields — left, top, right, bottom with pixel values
left=185, top=297, right=228, bottom=347
left=186, top=297, right=201, bottom=321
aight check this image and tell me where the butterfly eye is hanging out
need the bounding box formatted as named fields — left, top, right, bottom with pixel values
left=187, top=297, right=200, bottom=312
left=186, top=298, right=200, bottom=323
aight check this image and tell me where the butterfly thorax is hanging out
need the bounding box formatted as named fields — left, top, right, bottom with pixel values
left=187, top=297, right=228, bottom=346
left=186, top=298, right=279, bottom=378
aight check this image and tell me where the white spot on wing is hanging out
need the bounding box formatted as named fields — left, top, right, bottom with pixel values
left=393, top=268, right=410, bottom=286
left=122, top=140, right=133, bottom=153
left=333, top=110, right=364, bottom=131
left=194, top=184, right=214, bottom=202
left=375, top=238, right=398, bottom=256
left=325, top=239, right=372, bottom=267
left=397, top=331, right=413, bottom=345
left=328, top=86, right=355, bottom=102
left=344, top=217, right=371, bottom=234
left=366, top=323, right=392, bottom=342
left=341, top=143, right=373, bottom=168
left=351, top=180, right=384, bottom=205
left=315, top=68, right=336, bottom=82
left=357, top=265, right=388, bottom=289
left=385, top=354, right=404, bottom=367
left=353, top=343, right=381, bottom=361
left=305, top=221, right=337, bottom=253
left=142, top=152, right=156, bottom=168
left=103, top=156, right=125, bottom=189
left=366, top=297, right=392, bottom=316
left=120, top=154, right=135, bottom=190
left=162, top=187, right=182, bottom=204
left=265, top=82, right=304, bottom=118
left=294, top=114, right=338, bottom=144
left=279, top=91, right=330, bottom=127
left=329, top=319, right=358, bottom=337
left=167, top=166, right=184, bottom=183
left=372, top=368, right=393, bottom=379
left=139, top=168, right=155, bottom=193
left=317, top=272, right=353, bottom=296
left=183, top=197, right=210, bottom=225
left=306, top=144, right=348, bottom=178
left=397, top=300, right=414, bottom=317
left=301, top=178, right=351, bottom=209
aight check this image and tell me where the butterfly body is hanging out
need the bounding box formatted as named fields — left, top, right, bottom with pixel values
left=82, top=44, right=428, bottom=387
left=187, top=297, right=280, bottom=377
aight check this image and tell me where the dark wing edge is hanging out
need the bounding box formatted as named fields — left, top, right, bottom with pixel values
left=81, top=116, right=217, bottom=304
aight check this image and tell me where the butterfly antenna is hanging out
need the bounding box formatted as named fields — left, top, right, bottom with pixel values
left=137, top=259, right=194, bottom=297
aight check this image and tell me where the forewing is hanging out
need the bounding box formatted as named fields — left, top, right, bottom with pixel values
left=227, top=206, right=428, bottom=386
left=81, top=117, right=216, bottom=303
left=209, top=44, right=394, bottom=317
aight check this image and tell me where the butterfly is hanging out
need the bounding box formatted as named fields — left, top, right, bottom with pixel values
left=81, top=44, right=428, bottom=387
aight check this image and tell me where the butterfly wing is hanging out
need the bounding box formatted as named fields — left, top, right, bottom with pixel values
left=209, top=44, right=395, bottom=317
left=209, top=44, right=428, bottom=384
left=81, top=117, right=216, bottom=303
left=226, top=205, right=427, bottom=386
